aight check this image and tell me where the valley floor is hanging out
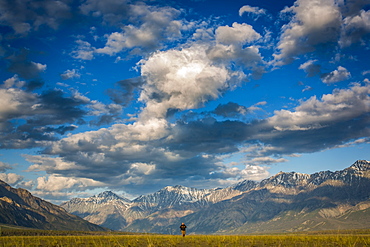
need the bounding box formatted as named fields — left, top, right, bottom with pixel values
left=1, top=231, right=370, bottom=247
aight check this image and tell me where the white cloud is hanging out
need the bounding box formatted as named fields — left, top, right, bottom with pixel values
left=21, top=82, right=370, bottom=195
left=340, top=9, right=370, bottom=47
left=362, top=70, right=370, bottom=75
left=0, top=162, right=12, bottom=172
left=138, top=43, right=246, bottom=120
left=36, top=174, right=104, bottom=192
left=80, top=0, right=131, bottom=25
left=299, top=59, right=321, bottom=77
left=215, top=22, right=261, bottom=45
left=127, top=162, right=156, bottom=176
left=302, top=85, right=313, bottom=92
left=0, top=88, right=37, bottom=122
left=95, top=4, right=182, bottom=55
left=268, top=82, right=370, bottom=131
left=33, top=62, right=47, bottom=73
left=3, top=75, right=26, bottom=88
left=60, top=69, right=81, bottom=80
left=0, top=0, right=71, bottom=34
left=207, top=23, right=265, bottom=79
left=26, top=155, right=84, bottom=172
left=214, top=163, right=269, bottom=182
left=8, top=59, right=47, bottom=79
left=0, top=173, right=23, bottom=186
left=240, top=165, right=270, bottom=181
left=23, top=116, right=232, bottom=194
left=192, top=27, right=214, bottom=41
left=71, top=40, right=95, bottom=60
left=95, top=32, right=125, bottom=55
left=249, top=157, right=288, bottom=165
left=18, top=180, right=34, bottom=190
left=207, top=44, right=265, bottom=79
left=239, top=5, right=266, bottom=16
left=321, top=66, right=351, bottom=84
left=88, top=100, right=122, bottom=116
left=26, top=118, right=172, bottom=169
left=274, top=0, right=342, bottom=65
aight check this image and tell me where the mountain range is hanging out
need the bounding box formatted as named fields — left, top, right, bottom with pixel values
left=0, top=180, right=106, bottom=231
left=61, top=160, right=370, bottom=234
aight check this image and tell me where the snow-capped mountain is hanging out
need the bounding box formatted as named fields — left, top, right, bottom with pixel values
left=133, top=185, right=213, bottom=209
left=60, top=191, right=132, bottom=230
left=61, top=191, right=131, bottom=214
left=61, top=160, right=370, bottom=233
left=132, top=185, right=237, bottom=211
left=62, top=185, right=243, bottom=231
left=259, top=159, right=370, bottom=189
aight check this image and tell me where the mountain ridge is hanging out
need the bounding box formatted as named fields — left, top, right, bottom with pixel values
left=61, top=160, right=370, bottom=234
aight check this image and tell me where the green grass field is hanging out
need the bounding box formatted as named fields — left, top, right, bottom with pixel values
left=0, top=227, right=369, bottom=246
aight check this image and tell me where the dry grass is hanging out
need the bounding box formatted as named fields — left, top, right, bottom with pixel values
left=0, top=232, right=370, bottom=247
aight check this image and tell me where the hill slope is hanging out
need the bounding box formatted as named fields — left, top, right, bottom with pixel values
left=0, top=180, right=106, bottom=231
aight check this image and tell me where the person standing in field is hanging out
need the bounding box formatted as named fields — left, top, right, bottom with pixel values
left=179, top=223, right=187, bottom=237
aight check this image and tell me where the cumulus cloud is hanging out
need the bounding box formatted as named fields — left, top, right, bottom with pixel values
left=340, top=9, right=370, bottom=47
left=239, top=5, right=266, bottom=16
left=80, top=0, right=131, bottom=25
left=0, top=173, right=23, bottom=186
left=274, top=0, right=342, bottom=65
left=2, top=75, right=26, bottom=88
left=249, top=157, right=288, bottom=165
left=107, top=77, right=144, bottom=106
left=212, top=102, right=248, bottom=118
left=239, top=165, right=270, bottom=181
left=95, top=4, right=182, bottom=55
left=321, top=66, right=351, bottom=84
left=138, top=43, right=247, bottom=120
left=60, top=69, right=81, bottom=80
left=0, top=84, right=122, bottom=149
left=6, top=49, right=47, bottom=79
left=256, top=82, right=370, bottom=155
left=22, top=81, right=370, bottom=195
left=215, top=22, right=261, bottom=45
left=207, top=23, right=265, bottom=79
left=88, top=101, right=123, bottom=126
left=300, top=62, right=350, bottom=84
left=299, top=59, right=321, bottom=77
left=24, top=115, right=253, bottom=194
left=0, top=87, right=38, bottom=122
left=72, top=2, right=185, bottom=60
left=36, top=174, right=104, bottom=192
left=71, top=40, right=95, bottom=60
left=0, top=162, right=12, bottom=172
left=274, top=0, right=370, bottom=65
left=209, top=164, right=269, bottom=183
left=0, top=0, right=71, bottom=34
left=269, top=82, right=369, bottom=131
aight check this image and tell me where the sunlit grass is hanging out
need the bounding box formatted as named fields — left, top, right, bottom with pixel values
left=1, top=233, right=370, bottom=247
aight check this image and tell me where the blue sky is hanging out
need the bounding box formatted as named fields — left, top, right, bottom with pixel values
left=0, top=0, right=370, bottom=203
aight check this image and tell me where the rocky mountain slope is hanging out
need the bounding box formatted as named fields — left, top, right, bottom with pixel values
left=61, top=191, right=132, bottom=230
left=0, top=180, right=106, bottom=231
left=61, top=160, right=370, bottom=234
left=61, top=185, right=242, bottom=231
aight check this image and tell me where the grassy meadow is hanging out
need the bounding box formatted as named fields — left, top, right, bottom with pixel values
left=0, top=227, right=370, bottom=246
